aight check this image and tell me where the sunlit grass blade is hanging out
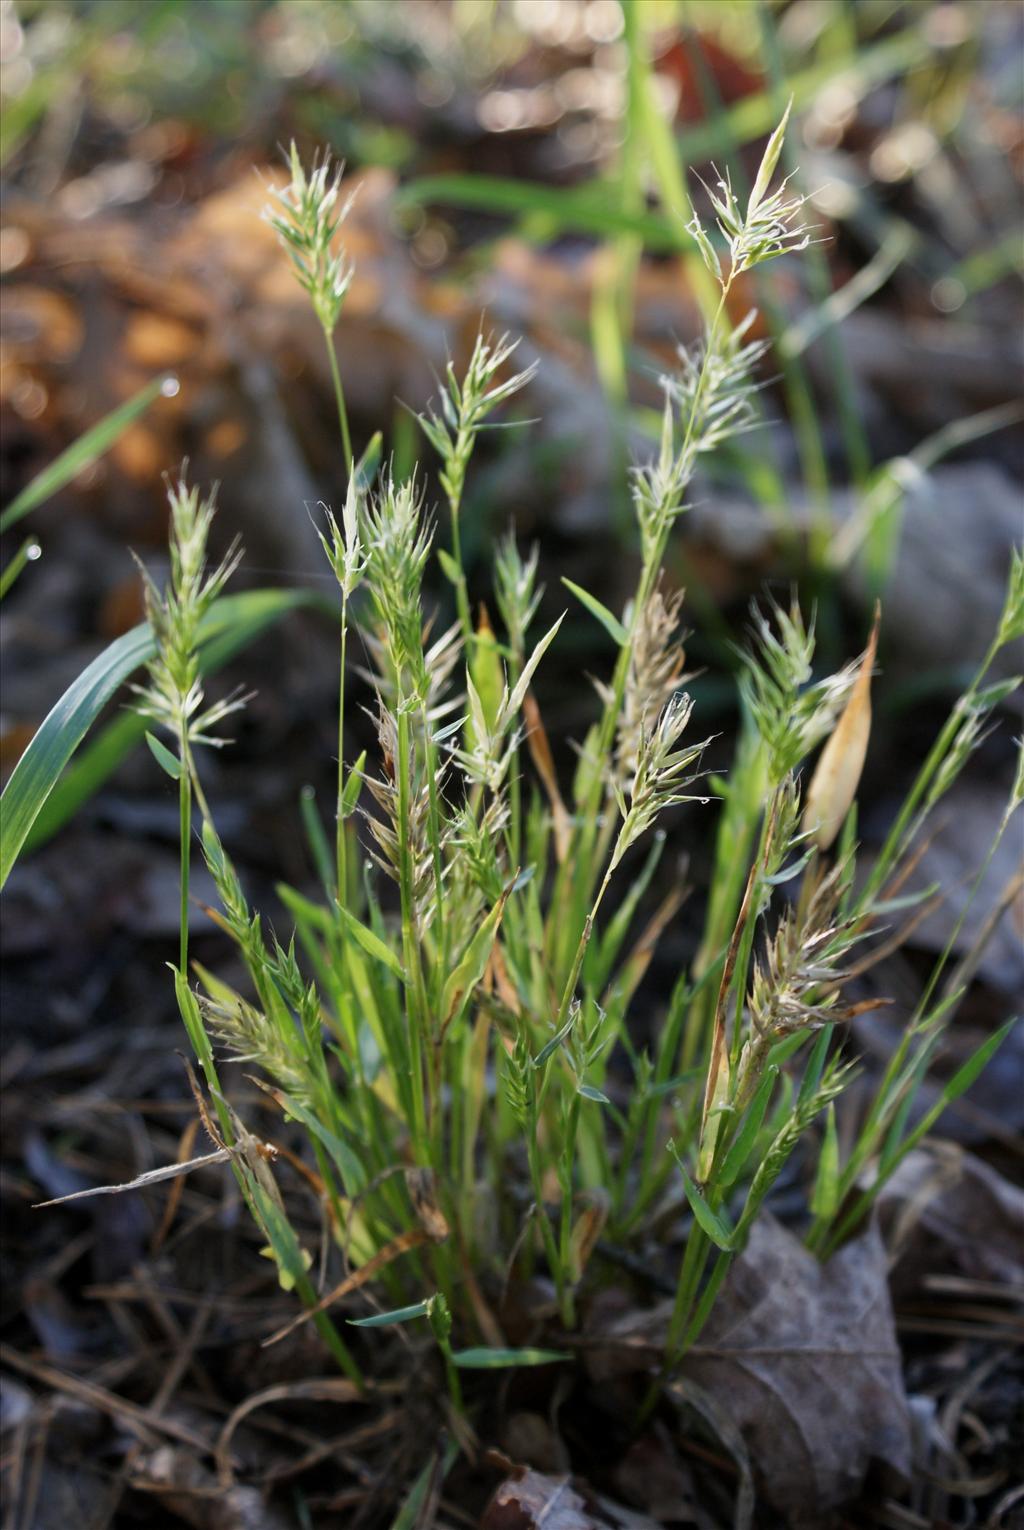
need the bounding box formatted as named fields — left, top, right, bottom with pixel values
left=2, top=588, right=316, bottom=883
left=0, top=374, right=176, bottom=534
left=0, top=537, right=41, bottom=601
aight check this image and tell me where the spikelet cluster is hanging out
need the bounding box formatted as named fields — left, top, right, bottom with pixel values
left=613, top=584, right=689, bottom=785
left=264, top=144, right=356, bottom=334
left=420, top=333, right=538, bottom=515
left=136, top=475, right=245, bottom=750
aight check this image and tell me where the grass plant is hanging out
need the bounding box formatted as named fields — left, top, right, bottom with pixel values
left=49, top=115, right=1023, bottom=1410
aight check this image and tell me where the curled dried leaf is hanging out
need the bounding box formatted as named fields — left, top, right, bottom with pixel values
left=803, top=605, right=880, bottom=851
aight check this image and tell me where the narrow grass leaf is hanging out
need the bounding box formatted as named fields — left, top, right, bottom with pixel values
left=719, top=1066, right=778, bottom=1188
left=797, top=1026, right=833, bottom=1109
left=388, top=1440, right=459, bottom=1530
left=507, top=614, right=565, bottom=718
left=12, top=588, right=316, bottom=866
left=271, top=1088, right=365, bottom=1193
left=0, top=537, right=41, bottom=601
left=670, top=1145, right=735, bottom=1251
left=908, top=1018, right=1016, bottom=1149
left=561, top=578, right=627, bottom=646
left=348, top=1299, right=431, bottom=1327
left=810, top=1103, right=840, bottom=1217
left=0, top=623, right=153, bottom=887
left=336, top=902, right=406, bottom=982
left=534, top=1009, right=577, bottom=1068
left=440, top=881, right=510, bottom=1027
left=341, top=750, right=366, bottom=817
left=145, top=731, right=182, bottom=780
left=437, top=548, right=461, bottom=586
left=398, top=174, right=684, bottom=250
left=277, top=881, right=334, bottom=935
left=250, top=1179, right=361, bottom=1383
left=450, top=1347, right=571, bottom=1368
left=299, top=787, right=336, bottom=898
left=1, top=375, right=173, bottom=533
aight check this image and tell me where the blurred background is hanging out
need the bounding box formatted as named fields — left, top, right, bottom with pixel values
left=1, top=1, right=1022, bottom=1523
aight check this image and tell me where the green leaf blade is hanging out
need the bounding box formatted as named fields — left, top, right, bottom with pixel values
left=5, top=588, right=314, bottom=877
left=348, top=1300, right=431, bottom=1328
left=336, top=902, right=406, bottom=982
left=1, top=375, right=173, bottom=534
left=0, top=621, right=155, bottom=887
left=670, top=1144, right=735, bottom=1251
left=145, top=731, right=182, bottom=780
left=561, top=578, right=628, bottom=646
left=450, top=1347, right=571, bottom=1369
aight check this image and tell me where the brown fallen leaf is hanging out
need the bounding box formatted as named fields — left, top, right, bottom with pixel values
left=133, top=1444, right=293, bottom=1530
left=678, top=1214, right=911, bottom=1526
left=877, top=1140, right=1024, bottom=1299
left=480, top=1467, right=596, bottom=1530
left=481, top=1465, right=662, bottom=1530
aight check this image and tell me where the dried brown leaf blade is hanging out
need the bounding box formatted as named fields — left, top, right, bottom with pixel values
left=33, top=1148, right=233, bottom=1206
left=803, top=605, right=880, bottom=850
left=480, top=1467, right=598, bottom=1530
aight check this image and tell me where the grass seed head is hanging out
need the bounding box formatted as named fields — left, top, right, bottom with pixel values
left=264, top=143, right=356, bottom=334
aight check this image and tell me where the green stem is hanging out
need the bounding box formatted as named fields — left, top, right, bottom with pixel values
left=636, top=1221, right=711, bottom=1426
left=439, top=1338, right=464, bottom=1413
left=178, top=746, right=191, bottom=977
left=419, top=699, right=447, bottom=979
left=396, top=705, right=430, bottom=1161
left=554, top=864, right=614, bottom=1036
left=528, top=1130, right=564, bottom=1312
left=507, top=650, right=524, bottom=871
left=337, top=600, right=349, bottom=904
left=449, top=498, right=474, bottom=649
left=857, top=635, right=1001, bottom=907
left=0, top=536, right=40, bottom=601
left=808, top=799, right=1017, bottom=1258
left=558, top=1094, right=581, bottom=1327
left=324, top=328, right=353, bottom=480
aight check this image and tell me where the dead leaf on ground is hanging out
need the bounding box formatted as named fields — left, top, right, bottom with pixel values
left=878, top=1141, right=1024, bottom=1299
left=132, top=1444, right=293, bottom=1530
left=480, top=1467, right=598, bottom=1530
left=481, top=1465, right=664, bottom=1530
left=678, top=1215, right=911, bottom=1527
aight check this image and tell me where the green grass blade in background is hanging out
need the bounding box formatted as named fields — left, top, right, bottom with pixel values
left=398, top=174, right=685, bottom=251
left=400, top=25, right=931, bottom=249
left=388, top=1440, right=459, bottom=1530
left=1, top=588, right=315, bottom=884
left=0, top=537, right=41, bottom=601
left=0, top=374, right=176, bottom=534
left=0, top=622, right=154, bottom=887
left=450, top=1347, right=572, bottom=1367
